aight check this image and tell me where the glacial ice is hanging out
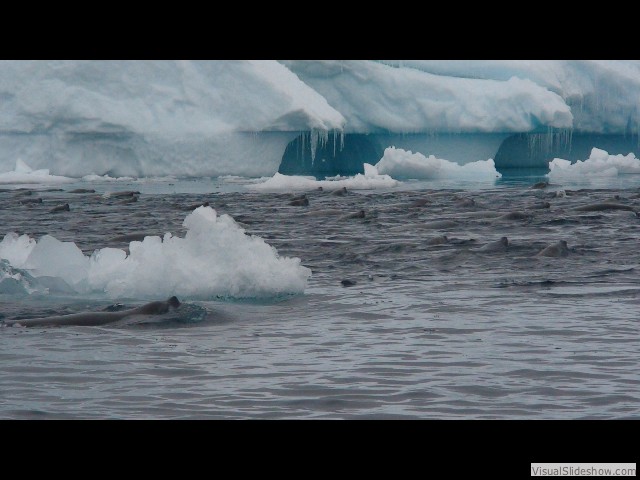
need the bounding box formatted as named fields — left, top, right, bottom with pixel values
left=282, top=60, right=573, bottom=133
left=0, top=206, right=311, bottom=299
left=0, top=60, right=638, bottom=177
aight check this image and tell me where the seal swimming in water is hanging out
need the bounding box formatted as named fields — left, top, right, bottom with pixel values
left=106, top=191, right=140, bottom=198
left=426, top=235, right=448, bottom=246
left=454, top=197, right=476, bottom=208
left=537, top=240, right=569, bottom=257
left=3, top=296, right=181, bottom=328
left=496, top=212, right=531, bottom=221
left=408, top=198, right=431, bottom=208
left=289, top=197, right=309, bottom=206
left=478, top=237, right=509, bottom=252
left=573, top=203, right=635, bottom=213
left=68, top=189, right=96, bottom=194
left=530, top=201, right=551, bottom=209
left=531, top=181, right=549, bottom=189
left=422, top=219, right=458, bottom=230
left=340, top=210, right=365, bottom=220
left=109, top=233, right=158, bottom=243
left=49, top=203, right=70, bottom=213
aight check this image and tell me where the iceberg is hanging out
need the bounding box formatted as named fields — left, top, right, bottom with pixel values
left=0, top=60, right=638, bottom=178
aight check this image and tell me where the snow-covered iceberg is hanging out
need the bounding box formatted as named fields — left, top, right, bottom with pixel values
left=0, top=60, right=638, bottom=178
left=0, top=60, right=344, bottom=178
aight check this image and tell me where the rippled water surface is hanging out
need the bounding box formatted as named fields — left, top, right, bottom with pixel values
left=1, top=178, right=639, bottom=418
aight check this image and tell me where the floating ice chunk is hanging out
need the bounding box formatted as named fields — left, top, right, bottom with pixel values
left=86, top=206, right=310, bottom=298
left=0, top=207, right=310, bottom=299
left=0, top=232, right=37, bottom=266
left=247, top=166, right=398, bottom=192
left=24, top=235, right=90, bottom=288
left=82, top=174, right=137, bottom=182
left=374, top=147, right=501, bottom=180
left=548, top=148, right=640, bottom=180
left=0, top=159, right=75, bottom=184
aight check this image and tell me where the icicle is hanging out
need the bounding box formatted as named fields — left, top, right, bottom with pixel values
left=310, top=131, right=317, bottom=166
left=308, top=128, right=330, bottom=166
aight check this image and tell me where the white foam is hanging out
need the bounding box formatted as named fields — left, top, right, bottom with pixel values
left=0, top=207, right=310, bottom=299
left=247, top=164, right=398, bottom=192
left=0, top=159, right=75, bottom=184
left=374, top=147, right=501, bottom=180
left=548, top=148, right=640, bottom=180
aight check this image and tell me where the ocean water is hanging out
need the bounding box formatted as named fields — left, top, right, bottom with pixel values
left=1, top=175, right=639, bottom=419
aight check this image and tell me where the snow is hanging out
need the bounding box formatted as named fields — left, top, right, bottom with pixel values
left=281, top=60, right=573, bottom=133
left=0, top=206, right=311, bottom=299
left=376, top=60, right=640, bottom=135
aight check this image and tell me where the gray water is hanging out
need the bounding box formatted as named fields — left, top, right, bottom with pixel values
left=1, top=179, right=639, bottom=418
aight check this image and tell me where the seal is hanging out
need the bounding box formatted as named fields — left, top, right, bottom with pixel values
left=68, top=189, right=96, bottom=194
left=4, top=296, right=181, bottom=328
left=537, top=240, right=569, bottom=257
left=573, top=203, right=635, bottom=212
left=496, top=212, right=530, bottom=221
left=455, top=198, right=476, bottom=208
left=289, top=197, right=309, bottom=206
left=530, top=201, right=551, bottom=209
left=107, top=191, right=140, bottom=198
left=49, top=203, right=70, bottom=213
left=426, top=235, right=448, bottom=246
left=422, top=220, right=458, bottom=229
left=109, top=233, right=157, bottom=243
left=118, top=196, right=138, bottom=205
left=479, top=236, right=509, bottom=252
left=331, top=187, right=348, bottom=196
left=408, top=198, right=431, bottom=208
left=340, top=210, right=365, bottom=220
left=531, top=181, right=549, bottom=189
